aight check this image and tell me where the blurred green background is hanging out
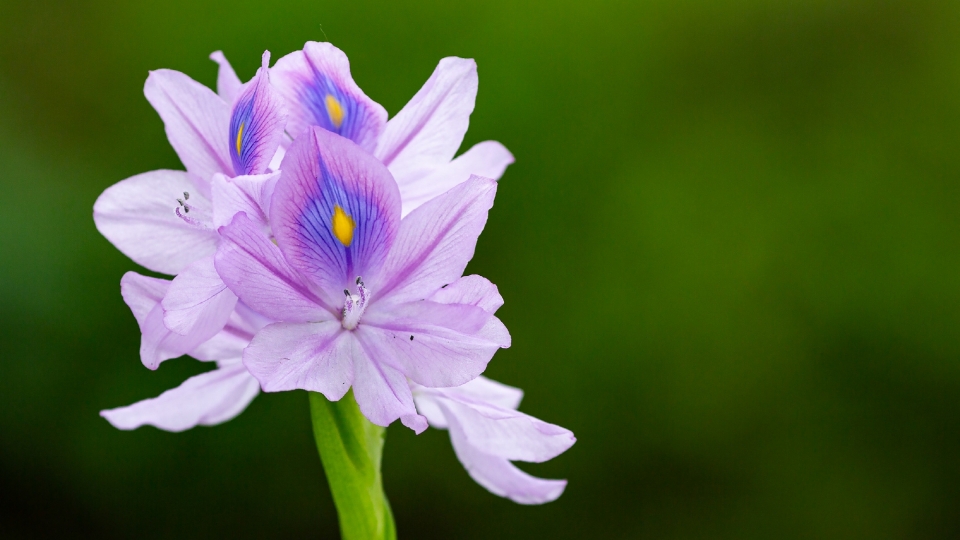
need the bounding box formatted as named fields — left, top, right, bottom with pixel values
left=3, top=0, right=960, bottom=537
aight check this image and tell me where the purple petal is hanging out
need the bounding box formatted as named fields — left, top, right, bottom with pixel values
left=94, top=170, right=218, bottom=275
left=100, top=362, right=260, bottom=432
left=398, top=140, right=514, bottom=217
left=211, top=171, right=280, bottom=229
left=216, top=212, right=336, bottom=322
left=229, top=51, right=288, bottom=176
left=440, top=395, right=575, bottom=463
left=271, top=127, right=400, bottom=296
left=210, top=51, right=243, bottom=103
left=144, top=69, right=232, bottom=180
left=355, top=303, right=504, bottom=388
left=272, top=42, right=387, bottom=152
left=191, top=301, right=270, bottom=361
left=160, top=255, right=238, bottom=339
left=376, top=57, right=478, bottom=186
left=446, top=413, right=568, bottom=505
left=121, top=272, right=215, bottom=369
left=378, top=176, right=497, bottom=303
left=351, top=340, right=418, bottom=427
left=428, top=275, right=504, bottom=314
left=242, top=321, right=353, bottom=399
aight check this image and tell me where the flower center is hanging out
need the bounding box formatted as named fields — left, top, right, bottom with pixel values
left=341, top=277, right=368, bottom=330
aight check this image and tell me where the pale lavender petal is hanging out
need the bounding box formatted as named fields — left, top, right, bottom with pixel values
left=401, top=413, right=428, bottom=434
left=375, top=57, right=479, bottom=186
left=229, top=51, right=288, bottom=176
left=441, top=396, right=575, bottom=462
left=144, top=69, right=232, bottom=179
left=355, top=306, right=504, bottom=388
left=216, top=212, right=336, bottom=321
left=445, top=375, right=523, bottom=410
left=100, top=362, right=260, bottom=432
left=210, top=51, right=243, bottom=103
left=121, top=273, right=214, bottom=369
left=378, top=176, right=497, bottom=303
left=242, top=321, right=353, bottom=399
left=376, top=57, right=477, bottom=185
left=190, top=301, right=270, bottom=361
left=272, top=42, right=387, bottom=152
left=93, top=170, right=217, bottom=275
left=351, top=341, right=418, bottom=427
left=445, top=410, right=568, bottom=505
left=399, top=140, right=514, bottom=217
left=271, top=127, right=400, bottom=296
left=428, top=275, right=504, bottom=314
left=161, top=255, right=238, bottom=339
left=211, top=172, right=280, bottom=229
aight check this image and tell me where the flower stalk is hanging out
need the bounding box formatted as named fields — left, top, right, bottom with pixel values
left=309, top=391, right=397, bottom=540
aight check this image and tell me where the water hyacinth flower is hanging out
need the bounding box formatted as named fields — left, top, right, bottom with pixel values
left=272, top=42, right=514, bottom=216
left=93, top=51, right=287, bottom=368
left=216, top=127, right=511, bottom=429
left=96, top=42, right=574, bottom=537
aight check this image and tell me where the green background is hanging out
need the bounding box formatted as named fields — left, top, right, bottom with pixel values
left=3, top=0, right=960, bottom=537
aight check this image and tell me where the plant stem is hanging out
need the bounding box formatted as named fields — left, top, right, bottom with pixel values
left=309, top=390, right=397, bottom=540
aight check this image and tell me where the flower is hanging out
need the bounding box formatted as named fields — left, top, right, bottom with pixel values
left=93, top=51, right=287, bottom=368
left=215, top=126, right=510, bottom=430
left=272, top=42, right=514, bottom=217
left=413, top=377, right=575, bottom=504
left=101, top=272, right=268, bottom=431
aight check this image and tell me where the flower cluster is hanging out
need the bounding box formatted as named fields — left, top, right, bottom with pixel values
left=95, top=42, right=574, bottom=504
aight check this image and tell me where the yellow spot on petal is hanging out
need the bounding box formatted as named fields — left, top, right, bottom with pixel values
left=332, top=205, right=355, bottom=247
left=325, top=94, right=344, bottom=129
left=236, top=122, right=244, bottom=156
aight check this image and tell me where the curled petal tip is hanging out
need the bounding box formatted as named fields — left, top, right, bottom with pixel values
left=261, top=50, right=271, bottom=69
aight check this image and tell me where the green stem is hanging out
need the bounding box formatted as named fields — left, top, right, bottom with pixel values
left=309, top=390, right=397, bottom=540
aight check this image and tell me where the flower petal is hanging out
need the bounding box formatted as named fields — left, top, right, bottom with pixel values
left=242, top=321, right=353, bottom=399
left=216, top=212, right=335, bottom=322
left=399, top=140, right=514, bottom=217
left=210, top=51, right=243, bottom=103
left=94, top=170, right=218, bottom=275
left=428, top=275, right=504, bottom=314
left=378, top=175, right=497, bottom=303
left=161, top=255, right=238, bottom=339
left=121, top=272, right=215, bottom=369
left=271, top=127, right=400, bottom=296
left=144, top=69, right=232, bottom=180
left=190, top=301, right=270, bottom=361
left=445, top=411, right=568, bottom=505
left=229, top=51, right=288, bottom=176
left=211, top=171, right=280, bottom=229
left=376, top=57, right=477, bottom=186
left=355, top=304, right=504, bottom=388
left=100, top=362, right=260, bottom=432
left=440, top=394, right=575, bottom=463
left=352, top=339, right=418, bottom=427
left=272, top=41, right=387, bottom=152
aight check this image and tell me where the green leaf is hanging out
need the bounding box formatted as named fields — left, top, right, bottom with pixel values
left=309, top=390, right=397, bottom=540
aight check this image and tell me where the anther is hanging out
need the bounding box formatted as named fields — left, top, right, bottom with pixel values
left=183, top=191, right=190, bottom=200
left=343, top=289, right=350, bottom=297
left=176, top=198, right=184, bottom=206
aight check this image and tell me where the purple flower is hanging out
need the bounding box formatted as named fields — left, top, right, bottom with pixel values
left=215, top=127, right=510, bottom=430
left=273, top=42, right=515, bottom=217
left=101, top=272, right=269, bottom=431
left=413, top=377, right=575, bottom=504
left=93, top=52, right=286, bottom=368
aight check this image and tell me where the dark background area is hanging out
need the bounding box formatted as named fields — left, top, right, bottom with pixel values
left=3, top=0, right=960, bottom=538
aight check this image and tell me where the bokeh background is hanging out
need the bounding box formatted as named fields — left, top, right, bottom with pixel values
left=3, top=0, right=960, bottom=537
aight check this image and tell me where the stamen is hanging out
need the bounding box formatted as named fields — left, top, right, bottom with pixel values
left=341, top=276, right=369, bottom=330
left=183, top=191, right=190, bottom=200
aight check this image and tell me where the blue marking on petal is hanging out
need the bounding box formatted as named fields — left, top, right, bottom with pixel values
left=229, top=92, right=257, bottom=175
left=298, top=70, right=364, bottom=143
